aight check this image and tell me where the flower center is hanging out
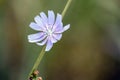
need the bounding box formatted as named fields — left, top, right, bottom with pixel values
left=46, top=25, right=53, bottom=36
left=47, top=29, right=52, bottom=36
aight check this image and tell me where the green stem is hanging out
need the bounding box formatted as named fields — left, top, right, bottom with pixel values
left=28, top=46, right=46, bottom=79
left=62, top=0, right=72, bottom=18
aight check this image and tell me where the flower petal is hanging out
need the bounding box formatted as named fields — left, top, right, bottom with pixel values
left=36, top=37, right=48, bottom=46
left=40, top=12, right=48, bottom=24
left=28, top=32, right=46, bottom=43
left=45, top=38, right=53, bottom=51
left=48, top=10, right=55, bottom=26
left=52, top=13, right=62, bottom=31
left=53, top=33, right=62, bottom=40
left=34, top=16, right=46, bottom=31
left=53, top=23, right=64, bottom=33
left=54, top=13, right=62, bottom=26
left=63, top=24, right=70, bottom=31
left=34, top=16, right=43, bottom=26
left=29, top=22, right=42, bottom=31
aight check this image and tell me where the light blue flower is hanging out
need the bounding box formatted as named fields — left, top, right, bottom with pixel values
left=28, top=10, right=70, bottom=51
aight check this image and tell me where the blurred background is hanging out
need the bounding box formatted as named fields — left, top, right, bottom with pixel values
left=0, top=0, right=120, bottom=80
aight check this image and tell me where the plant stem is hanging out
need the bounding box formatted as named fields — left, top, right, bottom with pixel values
left=28, top=46, right=46, bottom=79
left=62, top=0, right=72, bottom=18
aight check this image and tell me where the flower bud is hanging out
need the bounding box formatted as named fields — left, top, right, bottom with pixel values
left=33, top=70, right=39, bottom=75
left=37, top=77, right=42, bottom=80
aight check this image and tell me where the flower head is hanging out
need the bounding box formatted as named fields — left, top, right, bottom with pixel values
left=28, top=10, right=70, bottom=51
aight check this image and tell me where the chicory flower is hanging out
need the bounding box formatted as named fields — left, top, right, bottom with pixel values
left=28, top=10, right=70, bottom=51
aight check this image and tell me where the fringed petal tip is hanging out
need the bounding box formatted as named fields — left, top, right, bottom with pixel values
left=48, top=10, right=55, bottom=26
left=63, top=24, right=70, bottom=32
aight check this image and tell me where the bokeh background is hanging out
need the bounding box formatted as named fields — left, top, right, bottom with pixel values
left=0, top=0, right=120, bottom=80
